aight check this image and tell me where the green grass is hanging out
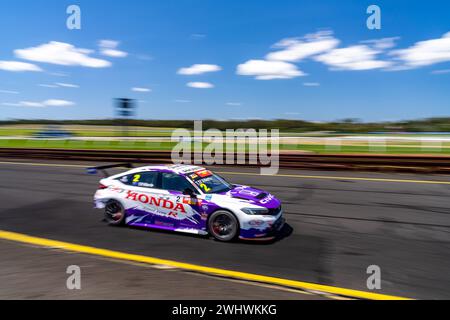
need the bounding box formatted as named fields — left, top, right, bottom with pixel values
left=0, top=129, right=37, bottom=137
left=2, top=125, right=450, bottom=140
left=0, top=126, right=178, bottom=138
left=1, top=139, right=450, bottom=155
left=0, top=139, right=174, bottom=151
left=295, top=145, right=450, bottom=154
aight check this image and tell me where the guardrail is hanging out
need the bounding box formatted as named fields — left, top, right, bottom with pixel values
left=1, top=148, right=450, bottom=173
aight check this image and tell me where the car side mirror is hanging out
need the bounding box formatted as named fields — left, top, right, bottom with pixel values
left=183, top=188, right=197, bottom=197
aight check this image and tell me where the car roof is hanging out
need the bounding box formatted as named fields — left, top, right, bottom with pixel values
left=124, top=164, right=208, bottom=176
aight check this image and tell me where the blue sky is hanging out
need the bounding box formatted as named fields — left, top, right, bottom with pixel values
left=0, top=0, right=449, bottom=122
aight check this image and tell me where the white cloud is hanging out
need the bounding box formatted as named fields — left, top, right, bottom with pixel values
left=56, top=83, right=79, bottom=88
left=2, top=101, right=44, bottom=107
left=15, top=41, right=111, bottom=68
left=431, top=69, right=450, bottom=74
left=315, top=45, right=392, bottom=70
left=361, top=37, right=400, bottom=50
left=178, top=64, right=222, bottom=75
left=389, top=32, right=450, bottom=68
left=98, top=40, right=128, bottom=58
left=175, top=99, right=191, bottom=103
left=0, top=61, right=42, bottom=72
left=22, top=101, right=46, bottom=107
left=267, top=31, right=340, bottom=62
left=226, top=102, right=242, bottom=106
left=190, top=34, right=206, bottom=40
left=187, top=82, right=214, bottom=89
left=1, top=103, right=21, bottom=107
left=49, top=72, right=69, bottom=77
left=43, top=99, right=74, bottom=106
left=39, top=84, right=59, bottom=88
left=303, top=82, right=320, bottom=87
left=38, top=83, right=79, bottom=88
left=132, top=87, right=152, bottom=92
left=2, top=99, right=74, bottom=108
left=136, top=54, right=154, bottom=61
left=101, top=49, right=128, bottom=58
left=235, top=31, right=450, bottom=76
left=236, top=31, right=403, bottom=78
left=0, top=90, right=19, bottom=94
left=99, top=40, right=119, bottom=48
left=237, top=59, right=305, bottom=80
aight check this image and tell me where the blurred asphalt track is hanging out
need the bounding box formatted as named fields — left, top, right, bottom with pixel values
left=0, top=159, right=449, bottom=299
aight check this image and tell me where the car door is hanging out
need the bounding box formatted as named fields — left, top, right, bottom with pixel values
left=116, top=171, right=166, bottom=226
left=158, top=172, right=204, bottom=230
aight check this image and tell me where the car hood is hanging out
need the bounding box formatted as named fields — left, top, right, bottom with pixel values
left=217, top=185, right=281, bottom=209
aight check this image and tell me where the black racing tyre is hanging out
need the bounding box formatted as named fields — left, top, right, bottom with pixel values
left=208, top=210, right=239, bottom=242
left=104, top=200, right=126, bottom=226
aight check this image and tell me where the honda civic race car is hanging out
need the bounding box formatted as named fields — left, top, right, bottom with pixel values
left=89, top=164, right=285, bottom=242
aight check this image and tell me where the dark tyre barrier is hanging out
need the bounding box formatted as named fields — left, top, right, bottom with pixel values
left=1, top=148, right=450, bottom=173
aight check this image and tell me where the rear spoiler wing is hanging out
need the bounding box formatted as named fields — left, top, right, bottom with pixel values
left=86, top=163, right=134, bottom=177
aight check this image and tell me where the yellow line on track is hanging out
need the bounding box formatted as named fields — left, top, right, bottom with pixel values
left=0, top=230, right=411, bottom=300
left=0, top=161, right=87, bottom=168
left=216, top=171, right=450, bottom=185
left=0, top=160, right=449, bottom=185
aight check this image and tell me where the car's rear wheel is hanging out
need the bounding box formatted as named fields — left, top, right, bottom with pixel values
left=104, top=200, right=126, bottom=226
left=208, top=210, right=239, bottom=242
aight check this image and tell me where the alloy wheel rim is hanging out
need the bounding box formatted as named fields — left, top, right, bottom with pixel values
left=212, top=214, right=235, bottom=238
left=105, top=202, right=123, bottom=221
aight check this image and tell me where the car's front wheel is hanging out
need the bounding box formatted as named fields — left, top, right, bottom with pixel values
left=104, top=200, right=126, bottom=226
left=208, top=210, right=239, bottom=242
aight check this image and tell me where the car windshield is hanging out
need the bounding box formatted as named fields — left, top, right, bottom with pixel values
left=188, top=170, right=233, bottom=194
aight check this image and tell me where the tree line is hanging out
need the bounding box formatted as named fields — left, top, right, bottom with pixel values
left=1, top=118, right=450, bottom=133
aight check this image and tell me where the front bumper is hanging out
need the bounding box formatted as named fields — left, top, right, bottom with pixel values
left=239, top=214, right=286, bottom=241
left=94, top=199, right=106, bottom=209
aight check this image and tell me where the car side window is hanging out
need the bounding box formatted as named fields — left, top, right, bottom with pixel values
left=118, top=171, right=159, bottom=188
left=161, top=172, right=195, bottom=193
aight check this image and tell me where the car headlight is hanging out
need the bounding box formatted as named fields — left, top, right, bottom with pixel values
left=241, top=207, right=269, bottom=215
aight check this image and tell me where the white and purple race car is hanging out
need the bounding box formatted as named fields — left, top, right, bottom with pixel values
left=90, top=164, right=285, bottom=242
